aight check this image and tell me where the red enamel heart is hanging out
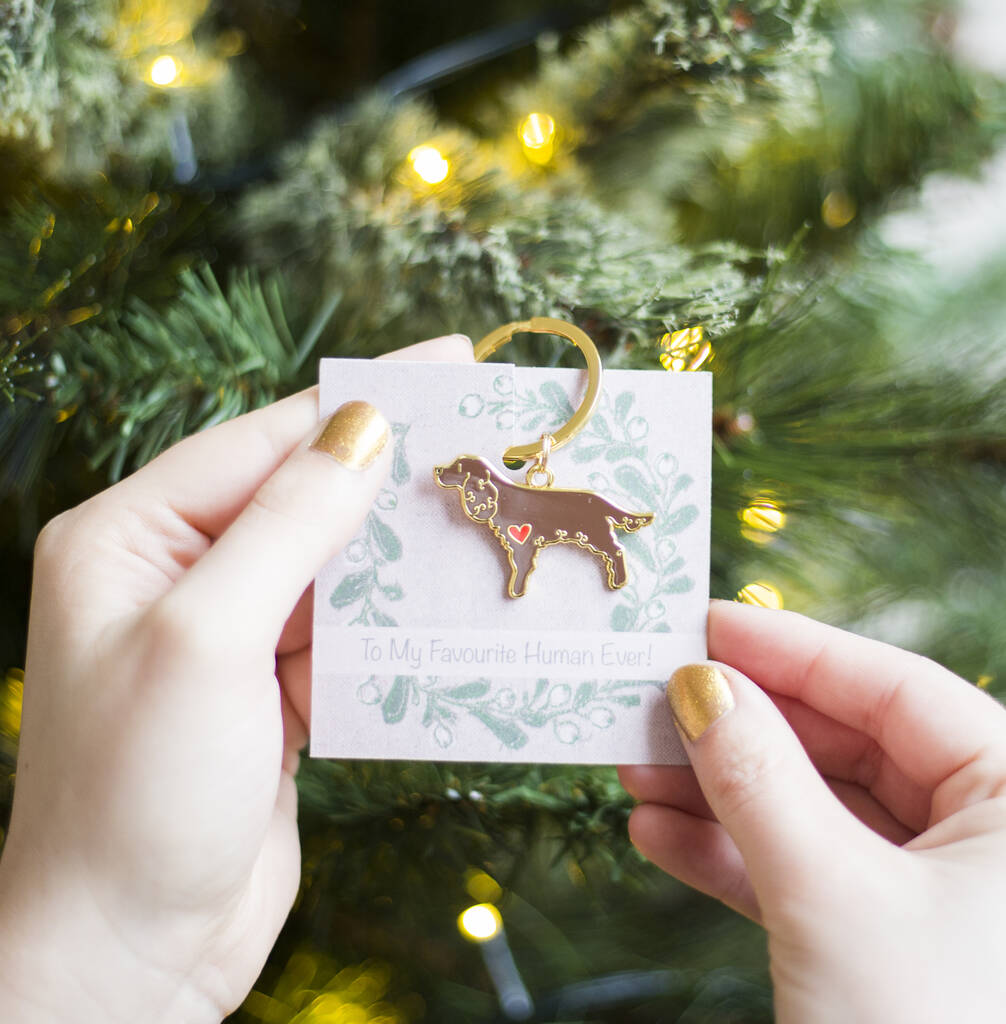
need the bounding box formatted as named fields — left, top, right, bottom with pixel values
left=508, top=523, right=532, bottom=545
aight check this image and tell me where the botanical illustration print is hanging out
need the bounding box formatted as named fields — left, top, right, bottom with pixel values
left=328, top=422, right=410, bottom=626
left=355, top=674, right=654, bottom=751
left=332, top=378, right=702, bottom=752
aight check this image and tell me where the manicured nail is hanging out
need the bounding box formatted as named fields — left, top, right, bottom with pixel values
left=667, top=664, right=735, bottom=741
left=309, top=400, right=389, bottom=469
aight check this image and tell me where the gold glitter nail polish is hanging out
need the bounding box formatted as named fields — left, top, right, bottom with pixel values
left=309, top=400, right=389, bottom=470
left=667, top=664, right=735, bottom=741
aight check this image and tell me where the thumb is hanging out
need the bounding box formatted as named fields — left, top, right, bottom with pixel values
left=667, top=662, right=869, bottom=906
left=166, top=399, right=391, bottom=651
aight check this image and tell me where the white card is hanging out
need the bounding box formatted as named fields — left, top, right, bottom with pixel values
left=310, top=359, right=711, bottom=764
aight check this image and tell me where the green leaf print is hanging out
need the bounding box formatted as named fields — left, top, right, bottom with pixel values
left=445, top=681, right=491, bottom=700
left=369, top=514, right=402, bottom=561
left=614, top=464, right=656, bottom=507
left=328, top=422, right=409, bottom=624
left=620, top=530, right=657, bottom=572
left=614, top=391, right=634, bottom=423
left=382, top=676, right=411, bottom=723
left=471, top=708, right=529, bottom=749
left=540, top=380, right=574, bottom=420
left=610, top=604, right=636, bottom=632
left=330, top=571, right=371, bottom=608
left=662, top=505, right=699, bottom=534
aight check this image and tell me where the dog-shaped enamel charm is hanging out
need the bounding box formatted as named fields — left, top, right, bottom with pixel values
left=434, top=454, right=654, bottom=598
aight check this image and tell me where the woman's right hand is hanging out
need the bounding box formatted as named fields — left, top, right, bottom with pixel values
left=620, top=600, right=1006, bottom=1023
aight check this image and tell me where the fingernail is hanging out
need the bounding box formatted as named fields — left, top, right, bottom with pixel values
left=667, top=664, right=735, bottom=741
left=309, top=400, right=389, bottom=469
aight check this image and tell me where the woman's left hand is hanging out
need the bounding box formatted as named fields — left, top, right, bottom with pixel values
left=0, top=335, right=472, bottom=1024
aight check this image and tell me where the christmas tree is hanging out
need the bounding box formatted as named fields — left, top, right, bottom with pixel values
left=2, top=1, right=1005, bottom=1020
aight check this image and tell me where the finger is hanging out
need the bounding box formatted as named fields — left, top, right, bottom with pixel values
left=116, top=334, right=473, bottom=540
left=618, top=765, right=714, bottom=820
left=163, top=399, right=392, bottom=651
left=825, top=779, right=916, bottom=846
left=709, top=600, right=1006, bottom=806
left=666, top=662, right=887, bottom=904
left=772, top=693, right=931, bottom=834
left=379, top=334, right=472, bottom=361
left=277, top=584, right=314, bottom=656
left=620, top=755, right=919, bottom=845
left=280, top=687, right=308, bottom=776
left=277, top=644, right=312, bottom=741
left=627, top=803, right=761, bottom=922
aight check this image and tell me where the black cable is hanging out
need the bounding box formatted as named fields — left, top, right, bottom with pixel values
left=194, top=8, right=581, bottom=192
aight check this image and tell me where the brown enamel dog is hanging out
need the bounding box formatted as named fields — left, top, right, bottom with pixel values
left=434, top=455, right=654, bottom=598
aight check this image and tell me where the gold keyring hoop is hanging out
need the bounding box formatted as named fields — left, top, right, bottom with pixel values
left=474, top=317, right=602, bottom=468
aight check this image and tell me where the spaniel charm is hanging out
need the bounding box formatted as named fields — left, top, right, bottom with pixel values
left=434, top=454, right=654, bottom=598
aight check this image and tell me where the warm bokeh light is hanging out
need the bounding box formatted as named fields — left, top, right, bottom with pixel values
left=408, top=144, right=450, bottom=184
left=740, top=499, right=787, bottom=540
left=0, top=668, right=23, bottom=740
left=659, top=326, right=711, bottom=372
left=519, top=112, right=556, bottom=164
left=457, top=903, right=502, bottom=942
left=464, top=869, right=503, bottom=904
left=149, top=54, right=180, bottom=86
left=215, top=28, right=247, bottom=57
left=737, top=581, right=784, bottom=609
left=822, top=189, right=857, bottom=229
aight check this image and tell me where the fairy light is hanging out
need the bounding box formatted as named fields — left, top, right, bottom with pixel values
left=149, top=54, right=180, bottom=86
left=464, top=869, right=503, bottom=905
left=659, top=326, right=711, bottom=372
left=740, top=498, right=787, bottom=544
left=519, top=112, right=556, bottom=164
left=737, top=581, right=784, bottom=609
left=458, top=903, right=502, bottom=942
left=1, top=668, right=23, bottom=740
left=408, top=144, right=450, bottom=185
left=821, top=190, right=856, bottom=229
left=457, top=903, right=533, bottom=1018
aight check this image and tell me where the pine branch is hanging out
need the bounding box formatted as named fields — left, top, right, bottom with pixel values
left=237, top=94, right=766, bottom=359
left=0, top=0, right=264, bottom=178
left=486, top=0, right=830, bottom=143
left=51, top=264, right=331, bottom=481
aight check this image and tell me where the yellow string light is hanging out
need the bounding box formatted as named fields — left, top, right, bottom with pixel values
left=977, top=675, right=993, bottom=690
left=1, top=668, right=23, bottom=741
left=457, top=903, right=502, bottom=942
left=740, top=498, right=787, bottom=544
left=215, top=28, right=247, bottom=57
left=821, top=190, right=856, bottom=229
left=737, top=581, right=784, bottom=609
left=149, top=54, right=180, bottom=86
left=407, top=145, right=450, bottom=185
left=519, top=112, right=556, bottom=164
left=659, top=326, right=711, bottom=372
left=117, top=0, right=210, bottom=56
left=464, top=869, right=503, bottom=904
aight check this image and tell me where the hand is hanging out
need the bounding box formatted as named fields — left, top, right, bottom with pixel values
left=620, top=600, right=1006, bottom=1023
left=0, top=335, right=473, bottom=1024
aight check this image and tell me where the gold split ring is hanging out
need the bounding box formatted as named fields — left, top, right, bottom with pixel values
left=474, top=316, right=602, bottom=470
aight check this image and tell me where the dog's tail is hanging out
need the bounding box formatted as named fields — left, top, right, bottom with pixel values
left=608, top=510, right=654, bottom=533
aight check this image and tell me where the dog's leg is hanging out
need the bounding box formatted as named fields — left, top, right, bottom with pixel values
left=607, top=543, right=628, bottom=588
left=593, top=521, right=628, bottom=588
left=507, top=540, right=539, bottom=597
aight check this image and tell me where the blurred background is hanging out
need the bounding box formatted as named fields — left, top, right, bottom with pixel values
left=2, top=0, right=1005, bottom=1020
